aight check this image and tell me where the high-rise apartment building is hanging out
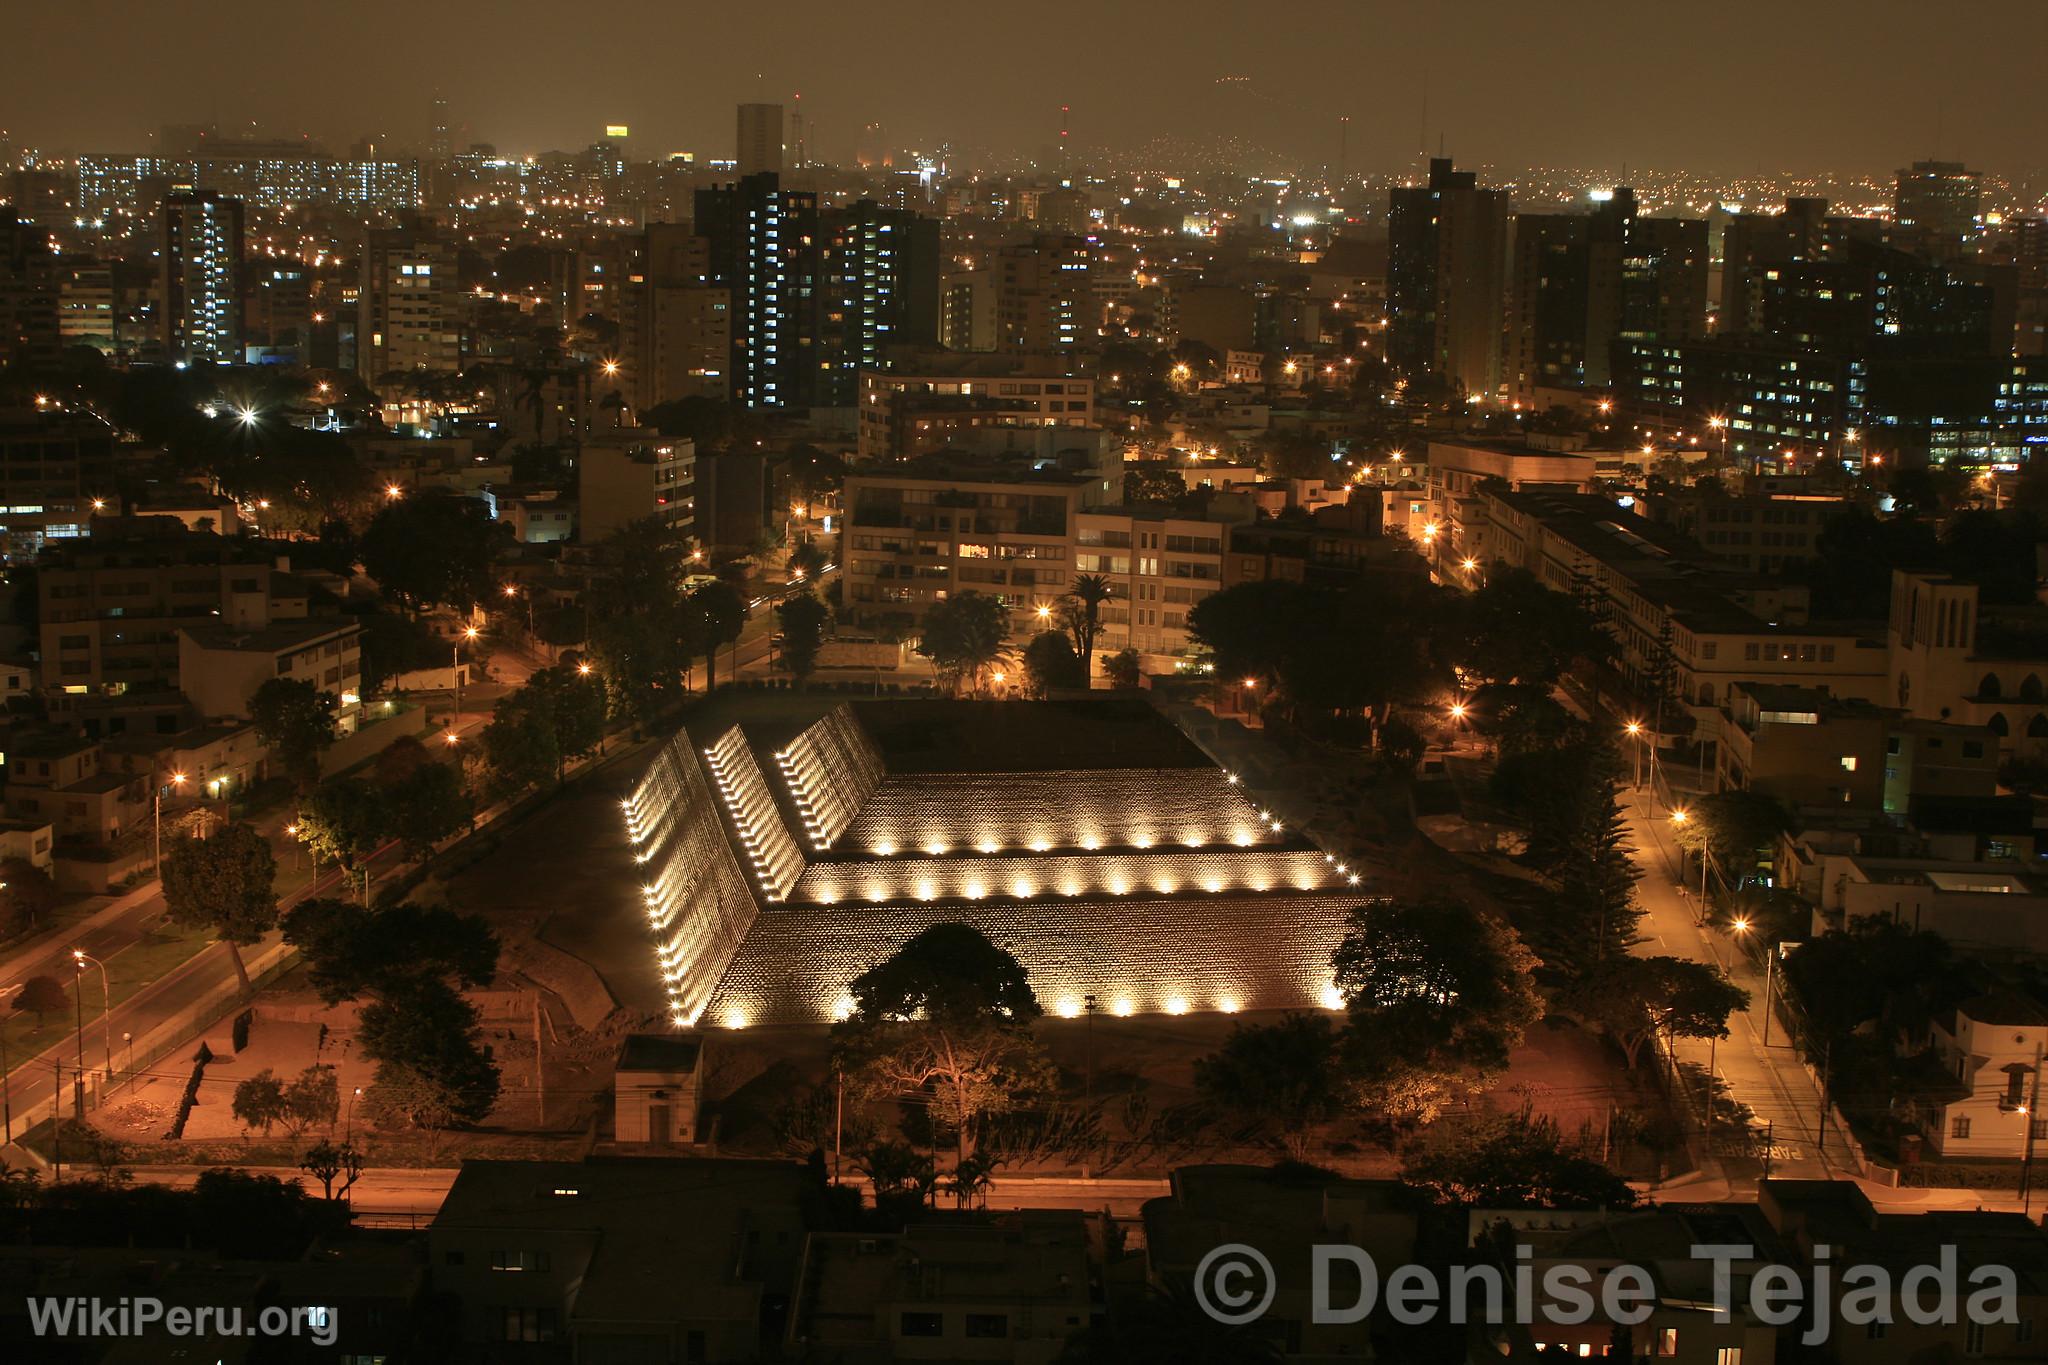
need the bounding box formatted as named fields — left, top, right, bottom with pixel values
left=160, top=191, right=245, bottom=365
left=629, top=224, right=731, bottom=408
left=1895, top=160, right=1982, bottom=263
left=816, top=201, right=940, bottom=405
left=357, top=215, right=461, bottom=381
left=1718, top=197, right=1892, bottom=335
left=1388, top=157, right=1508, bottom=397
left=940, top=267, right=996, bottom=351
left=995, top=236, right=1095, bottom=353
left=737, top=103, right=784, bottom=178
left=1506, top=189, right=1706, bottom=399
left=695, top=174, right=820, bottom=408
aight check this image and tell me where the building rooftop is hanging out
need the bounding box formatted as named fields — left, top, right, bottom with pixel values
left=615, top=1032, right=703, bottom=1074
left=181, top=618, right=360, bottom=653
left=848, top=699, right=1209, bottom=773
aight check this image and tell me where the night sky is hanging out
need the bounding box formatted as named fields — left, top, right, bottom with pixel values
left=4, top=0, right=2045, bottom=174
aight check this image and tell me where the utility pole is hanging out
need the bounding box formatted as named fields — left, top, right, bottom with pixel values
left=2023, top=1042, right=2043, bottom=1220
left=72, top=973, right=85, bottom=1115
left=1760, top=947, right=1777, bottom=1048
left=1817, top=1040, right=1833, bottom=1159
left=833, top=1066, right=844, bottom=1187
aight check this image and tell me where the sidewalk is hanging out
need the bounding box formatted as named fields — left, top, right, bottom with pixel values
left=1623, top=786, right=1841, bottom=1180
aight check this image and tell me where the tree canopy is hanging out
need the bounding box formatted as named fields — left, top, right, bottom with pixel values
left=917, top=592, right=1013, bottom=694
left=836, top=923, right=1054, bottom=1167
left=160, top=822, right=278, bottom=992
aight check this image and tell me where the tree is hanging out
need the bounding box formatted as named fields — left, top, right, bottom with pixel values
left=380, top=760, right=473, bottom=860
left=1449, top=567, right=1609, bottom=687
left=279, top=1063, right=340, bottom=1136
left=1377, top=716, right=1425, bottom=773
left=1779, top=918, right=1967, bottom=1060
left=1512, top=739, right=1641, bottom=981
left=357, top=980, right=501, bottom=1128
left=292, top=779, right=386, bottom=886
left=1194, top=1013, right=1352, bottom=1158
left=283, top=899, right=502, bottom=1139
left=0, top=858, right=60, bottom=937
left=299, top=1138, right=365, bottom=1202
left=359, top=491, right=501, bottom=613
left=281, top=899, right=499, bottom=1005
left=160, top=823, right=277, bottom=993
left=1673, top=790, right=1790, bottom=891
left=835, top=923, right=1056, bottom=1167
left=231, top=1070, right=288, bottom=1135
left=481, top=691, right=559, bottom=800
left=1123, top=465, right=1188, bottom=506
left=1333, top=897, right=1544, bottom=1115
left=787, top=541, right=830, bottom=580
left=248, top=677, right=337, bottom=788
left=691, top=580, right=747, bottom=689
left=1060, top=574, right=1114, bottom=680
left=11, top=974, right=68, bottom=1025
left=1021, top=631, right=1085, bottom=697
left=1573, top=956, right=1749, bottom=1070
left=776, top=590, right=831, bottom=682
left=1102, top=648, right=1142, bottom=690
left=1400, top=1110, right=1636, bottom=1209
left=917, top=592, right=1013, bottom=694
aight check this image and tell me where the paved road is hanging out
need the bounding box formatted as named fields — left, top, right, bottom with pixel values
left=122, top=1163, right=1168, bottom=1220
left=0, top=693, right=510, bottom=1143
left=1623, top=787, right=1839, bottom=1180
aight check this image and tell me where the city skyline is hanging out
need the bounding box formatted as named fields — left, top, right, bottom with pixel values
left=4, top=0, right=2047, bottom=176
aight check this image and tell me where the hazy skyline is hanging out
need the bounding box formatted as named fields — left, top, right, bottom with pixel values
left=5, top=0, right=2046, bottom=180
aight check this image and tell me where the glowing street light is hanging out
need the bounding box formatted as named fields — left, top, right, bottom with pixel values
left=154, top=771, right=188, bottom=872
left=384, top=483, right=404, bottom=500
left=1730, top=916, right=1778, bottom=1046
left=72, top=950, right=113, bottom=1080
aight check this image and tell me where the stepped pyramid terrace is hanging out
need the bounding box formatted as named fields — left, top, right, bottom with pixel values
left=625, top=699, right=1371, bottom=1028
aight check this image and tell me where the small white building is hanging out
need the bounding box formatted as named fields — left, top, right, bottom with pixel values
left=1924, top=992, right=2048, bottom=1159
left=613, top=1033, right=702, bottom=1145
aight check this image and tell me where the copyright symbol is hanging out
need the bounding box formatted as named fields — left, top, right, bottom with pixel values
left=1193, top=1242, right=1276, bottom=1325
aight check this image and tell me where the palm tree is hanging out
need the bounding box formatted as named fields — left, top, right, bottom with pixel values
left=1062, top=574, right=1114, bottom=681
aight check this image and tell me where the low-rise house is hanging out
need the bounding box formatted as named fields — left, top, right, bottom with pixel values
left=1919, top=993, right=2048, bottom=1159
left=1475, top=1203, right=1788, bottom=1363
left=1144, top=1164, right=1414, bottom=1360
left=787, top=1213, right=1093, bottom=1363
left=3, top=733, right=147, bottom=845
left=428, top=1157, right=812, bottom=1362
left=179, top=618, right=364, bottom=728
left=611, top=1033, right=702, bottom=1145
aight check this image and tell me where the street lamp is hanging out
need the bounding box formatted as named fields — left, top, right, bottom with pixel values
left=1731, top=918, right=1779, bottom=1047
left=155, top=771, right=188, bottom=871
left=72, top=950, right=112, bottom=1081
left=1624, top=720, right=1645, bottom=788
left=454, top=625, right=480, bottom=723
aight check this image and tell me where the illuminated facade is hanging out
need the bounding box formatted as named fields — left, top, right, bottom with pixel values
left=625, top=700, right=1366, bottom=1028
left=161, top=191, right=244, bottom=364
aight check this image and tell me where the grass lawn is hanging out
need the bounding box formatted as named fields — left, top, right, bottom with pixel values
left=1, top=922, right=219, bottom=1067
